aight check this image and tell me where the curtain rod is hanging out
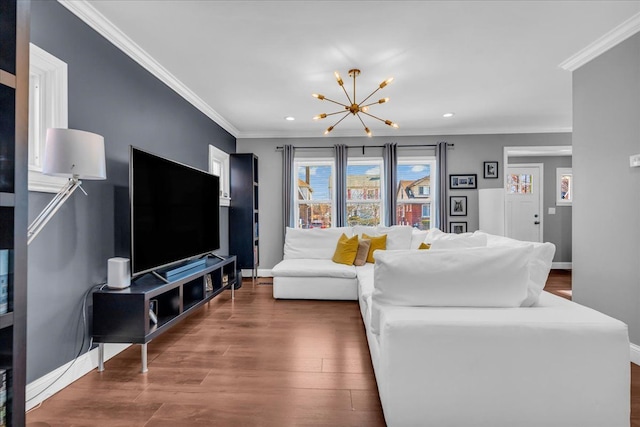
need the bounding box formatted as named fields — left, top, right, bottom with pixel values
left=275, top=143, right=452, bottom=151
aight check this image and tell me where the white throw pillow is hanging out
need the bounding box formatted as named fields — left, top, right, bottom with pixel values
left=474, top=231, right=555, bottom=306
left=283, top=227, right=353, bottom=260
left=353, top=225, right=413, bottom=250
left=410, top=229, right=429, bottom=249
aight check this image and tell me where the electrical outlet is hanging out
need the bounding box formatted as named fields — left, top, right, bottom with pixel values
left=548, top=207, right=556, bottom=215
left=630, top=154, right=640, bottom=168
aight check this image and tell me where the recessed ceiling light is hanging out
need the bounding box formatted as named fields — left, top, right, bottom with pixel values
left=443, top=112, right=455, bottom=118
left=285, top=116, right=295, bottom=121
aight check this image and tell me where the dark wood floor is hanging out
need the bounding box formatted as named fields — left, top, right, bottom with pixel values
left=26, top=270, right=637, bottom=426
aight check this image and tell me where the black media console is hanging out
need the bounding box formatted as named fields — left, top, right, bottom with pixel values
left=92, top=255, right=237, bottom=372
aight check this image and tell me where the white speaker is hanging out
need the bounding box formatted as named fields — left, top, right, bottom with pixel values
left=107, top=257, right=131, bottom=289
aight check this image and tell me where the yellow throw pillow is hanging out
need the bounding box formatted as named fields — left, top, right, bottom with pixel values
left=418, top=242, right=431, bottom=250
left=332, top=233, right=359, bottom=265
left=362, top=233, right=387, bottom=263
left=353, top=238, right=371, bottom=266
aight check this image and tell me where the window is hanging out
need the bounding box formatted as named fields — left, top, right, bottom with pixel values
left=556, top=167, right=572, bottom=206
left=507, top=173, right=533, bottom=194
left=294, top=159, right=334, bottom=228
left=28, top=43, right=68, bottom=193
left=396, top=158, right=436, bottom=230
left=346, top=159, right=383, bottom=226
left=208, top=145, right=230, bottom=207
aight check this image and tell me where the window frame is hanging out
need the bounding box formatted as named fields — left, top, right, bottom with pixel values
left=28, top=43, right=68, bottom=193
left=556, top=167, right=572, bottom=206
left=346, top=158, right=385, bottom=227
left=396, top=156, right=436, bottom=229
left=208, top=145, right=231, bottom=207
left=294, top=158, right=335, bottom=228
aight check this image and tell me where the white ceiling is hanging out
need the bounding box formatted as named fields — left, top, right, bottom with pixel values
left=64, top=1, right=640, bottom=139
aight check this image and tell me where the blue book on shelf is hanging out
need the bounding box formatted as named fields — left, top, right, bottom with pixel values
left=0, top=250, right=8, bottom=315
left=0, top=368, right=6, bottom=426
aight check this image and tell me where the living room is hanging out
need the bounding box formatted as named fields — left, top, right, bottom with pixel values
left=2, top=1, right=640, bottom=426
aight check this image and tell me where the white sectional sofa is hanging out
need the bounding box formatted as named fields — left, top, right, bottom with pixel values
left=271, top=226, right=631, bottom=427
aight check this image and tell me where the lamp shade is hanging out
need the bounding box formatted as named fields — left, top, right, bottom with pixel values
left=43, top=128, right=107, bottom=180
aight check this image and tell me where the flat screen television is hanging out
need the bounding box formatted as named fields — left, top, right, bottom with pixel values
left=130, top=146, right=220, bottom=277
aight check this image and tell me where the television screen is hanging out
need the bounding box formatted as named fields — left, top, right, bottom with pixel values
left=130, top=146, right=220, bottom=276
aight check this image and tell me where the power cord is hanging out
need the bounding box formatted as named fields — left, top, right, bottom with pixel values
left=26, top=282, right=105, bottom=409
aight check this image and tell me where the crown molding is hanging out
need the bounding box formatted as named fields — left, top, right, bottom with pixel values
left=236, top=126, right=572, bottom=139
left=560, top=12, right=640, bottom=71
left=57, top=0, right=239, bottom=138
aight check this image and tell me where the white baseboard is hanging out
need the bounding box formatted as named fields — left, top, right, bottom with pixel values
left=631, top=343, right=640, bottom=366
left=26, top=343, right=130, bottom=411
left=241, top=268, right=273, bottom=278
left=551, top=262, right=572, bottom=269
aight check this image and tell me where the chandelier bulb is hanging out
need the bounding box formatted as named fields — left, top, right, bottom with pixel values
left=324, top=126, right=334, bottom=135
left=334, top=71, right=344, bottom=86
left=379, top=97, right=389, bottom=104
left=361, top=106, right=369, bottom=113
left=385, top=120, right=399, bottom=128
left=312, top=93, right=325, bottom=100
left=379, top=77, right=394, bottom=89
left=313, top=114, right=327, bottom=120
left=365, top=127, right=372, bottom=137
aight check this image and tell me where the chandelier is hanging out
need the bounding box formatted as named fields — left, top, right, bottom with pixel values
left=312, top=69, right=399, bottom=136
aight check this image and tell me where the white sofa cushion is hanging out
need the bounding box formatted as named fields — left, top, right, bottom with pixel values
left=475, top=231, right=556, bottom=306
left=370, top=291, right=630, bottom=427
left=428, top=232, right=487, bottom=250
left=370, top=246, right=532, bottom=334
left=272, top=258, right=357, bottom=278
left=283, top=226, right=353, bottom=260
left=373, top=246, right=531, bottom=308
left=353, top=225, right=413, bottom=250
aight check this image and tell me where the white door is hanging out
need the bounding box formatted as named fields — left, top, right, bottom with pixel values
left=505, top=164, right=543, bottom=243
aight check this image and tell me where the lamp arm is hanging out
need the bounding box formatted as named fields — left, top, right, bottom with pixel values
left=360, top=110, right=388, bottom=124
left=319, top=96, right=349, bottom=109
left=27, top=178, right=83, bottom=245
left=358, top=86, right=382, bottom=107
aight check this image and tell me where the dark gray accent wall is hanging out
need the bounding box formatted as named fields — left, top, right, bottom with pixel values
left=572, top=33, right=640, bottom=343
left=28, top=1, right=235, bottom=382
left=237, top=133, right=571, bottom=271
left=509, top=156, right=572, bottom=263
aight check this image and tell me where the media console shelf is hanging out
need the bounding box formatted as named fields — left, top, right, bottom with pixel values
left=92, top=255, right=237, bottom=373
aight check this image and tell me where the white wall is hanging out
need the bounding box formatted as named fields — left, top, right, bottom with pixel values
left=238, top=133, right=571, bottom=271
left=572, top=32, right=640, bottom=343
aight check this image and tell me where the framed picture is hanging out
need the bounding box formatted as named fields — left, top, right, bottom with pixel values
left=449, top=221, right=468, bottom=234
left=484, top=161, right=499, bottom=179
left=449, top=196, right=467, bottom=216
left=449, top=174, right=477, bottom=189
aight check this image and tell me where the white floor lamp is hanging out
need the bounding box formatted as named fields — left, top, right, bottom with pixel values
left=27, top=128, right=106, bottom=245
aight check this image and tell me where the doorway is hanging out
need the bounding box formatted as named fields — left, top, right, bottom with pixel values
left=505, top=163, right=543, bottom=243
left=502, top=145, right=573, bottom=268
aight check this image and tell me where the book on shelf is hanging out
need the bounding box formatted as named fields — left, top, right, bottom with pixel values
left=0, top=250, right=8, bottom=315
left=0, top=368, right=6, bottom=427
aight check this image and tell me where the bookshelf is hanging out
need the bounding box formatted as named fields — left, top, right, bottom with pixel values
left=229, top=153, right=259, bottom=278
left=0, top=0, right=29, bottom=425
